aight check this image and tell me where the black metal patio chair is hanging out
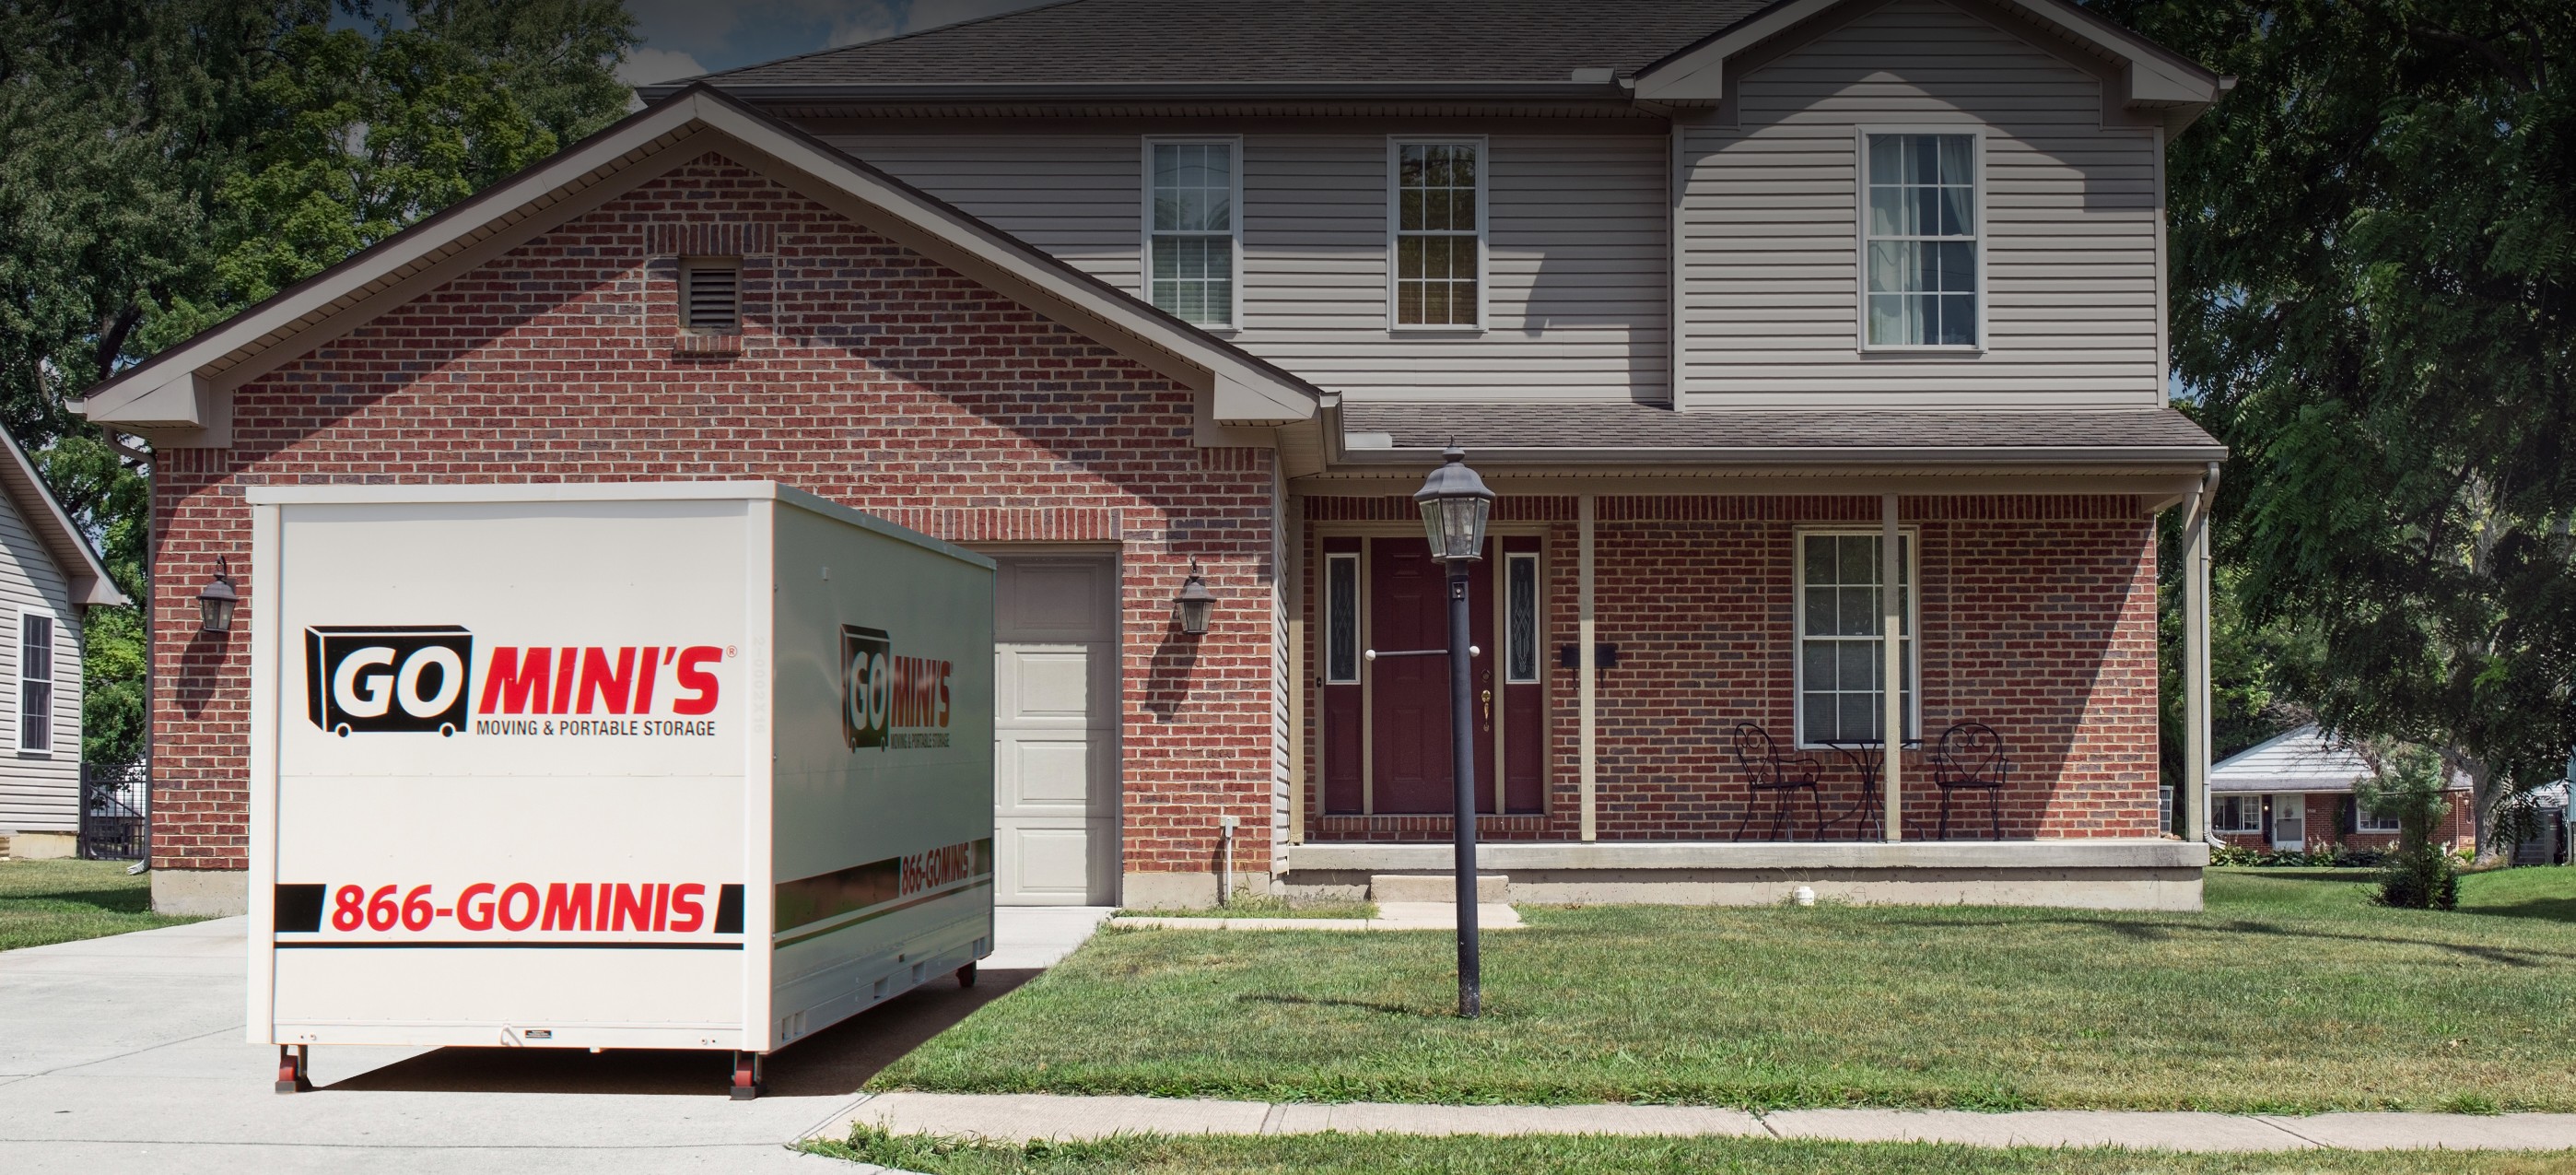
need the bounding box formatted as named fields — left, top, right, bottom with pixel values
left=1929, top=721, right=2011, bottom=840
left=1729, top=723, right=1823, bottom=841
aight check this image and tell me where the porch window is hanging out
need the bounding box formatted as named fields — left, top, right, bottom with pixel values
left=1862, top=132, right=1980, bottom=348
left=1325, top=553, right=1359, bottom=684
left=1145, top=140, right=1239, bottom=326
left=1795, top=532, right=1914, bottom=746
left=1391, top=139, right=1482, bottom=328
left=2213, top=794, right=2263, bottom=834
left=1505, top=551, right=1539, bottom=684
left=18, top=610, right=52, bottom=754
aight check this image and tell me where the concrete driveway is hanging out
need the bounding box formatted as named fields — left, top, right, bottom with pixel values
left=0, top=907, right=1110, bottom=1173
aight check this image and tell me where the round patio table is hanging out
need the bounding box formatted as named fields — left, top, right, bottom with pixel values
left=1821, top=736, right=1920, bottom=840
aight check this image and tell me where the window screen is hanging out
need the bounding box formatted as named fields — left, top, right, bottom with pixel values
left=1864, top=134, right=1978, bottom=347
left=18, top=612, right=51, bottom=752
left=1797, top=533, right=1913, bottom=745
left=1394, top=142, right=1480, bottom=326
left=1149, top=142, right=1235, bottom=325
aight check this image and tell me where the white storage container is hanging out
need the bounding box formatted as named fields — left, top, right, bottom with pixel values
left=243, top=482, right=994, bottom=1098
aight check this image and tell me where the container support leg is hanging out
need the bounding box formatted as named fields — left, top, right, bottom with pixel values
left=275, top=1044, right=311, bottom=1094
left=730, top=1051, right=765, bottom=1100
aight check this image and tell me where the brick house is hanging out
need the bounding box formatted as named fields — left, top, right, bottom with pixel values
left=2208, top=726, right=2476, bottom=856
left=78, top=0, right=2233, bottom=915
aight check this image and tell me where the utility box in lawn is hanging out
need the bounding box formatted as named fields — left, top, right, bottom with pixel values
left=243, top=482, right=995, bottom=1098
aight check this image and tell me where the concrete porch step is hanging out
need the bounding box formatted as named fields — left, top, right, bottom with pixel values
left=1371, top=873, right=1508, bottom=903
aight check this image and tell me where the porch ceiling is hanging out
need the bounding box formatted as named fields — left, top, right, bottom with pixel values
left=1336, top=403, right=2226, bottom=468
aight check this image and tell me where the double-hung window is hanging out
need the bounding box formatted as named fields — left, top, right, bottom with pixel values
left=18, top=609, right=52, bottom=754
left=2356, top=802, right=2402, bottom=834
left=1145, top=140, right=1239, bottom=327
left=1861, top=131, right=1981, bottom=348
left=2213, top=794, right=2264, bottom=835
left=1391, top=139, right=1482, bottom=328
left=1795, top=532, right=1914, bottom=746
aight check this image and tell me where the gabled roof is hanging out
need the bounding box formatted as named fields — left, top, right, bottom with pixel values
left=643, top=0, right=2222, bottom=125
left=652, top=0, right=1773, bottom=100
left=73, top=85, right=1323, bottom=444
left=2208, top=724, right=2470, bottom=795
left=0, top=430, right=128, bottom=607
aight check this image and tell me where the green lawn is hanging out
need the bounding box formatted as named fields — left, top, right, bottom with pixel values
left=812, top=1129, right=2576, bottom=1175
left=871, top=867, right=2576, bottom=1113
left=1118, top=895, right=1378, bottom=920
left=0, top=859, right=199, bottom=951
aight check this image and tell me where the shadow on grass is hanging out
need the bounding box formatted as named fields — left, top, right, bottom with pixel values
left=15, top=887, right=154, bottom=912
left=1236, top=992, right=1439, bottom=1018
left=2465, top=898, right=2576, bottom=924
left=1880, top=912, right=2576, bottom=967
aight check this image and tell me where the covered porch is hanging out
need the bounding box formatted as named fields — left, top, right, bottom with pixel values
left=1273, top=405, right=2226, bottom=910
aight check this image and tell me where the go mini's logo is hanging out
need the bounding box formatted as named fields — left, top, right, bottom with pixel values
left=842, top=625, right=952, bottom=751
left=305, top=627, right=474, bottom=736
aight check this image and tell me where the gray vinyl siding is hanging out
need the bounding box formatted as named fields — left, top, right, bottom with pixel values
left=0, top=492, right=84, bottom=834
left=823, top=127, right=1670, bottom=404
left=1677, top=0, right=2166, bottom=407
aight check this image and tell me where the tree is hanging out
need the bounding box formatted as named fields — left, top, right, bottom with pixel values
left=2097, top=0, right=2576, bottom=855
left=2357, top=741, right=2461, bottom=909
left=0, top=0, right=634, bottom=768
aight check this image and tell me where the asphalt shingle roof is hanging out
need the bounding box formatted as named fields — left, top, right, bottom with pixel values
left=689, top=0, right=1774, bottom=91
left=1341, top=402, right=2226, bottom=462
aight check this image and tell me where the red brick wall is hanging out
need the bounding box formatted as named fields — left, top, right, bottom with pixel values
left=1300, top=495, right=2161, bottom=840
left=149, top=153, right=1277, bottom=875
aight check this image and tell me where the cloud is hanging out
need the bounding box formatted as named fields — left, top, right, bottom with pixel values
left=616, top=46, right=710, bottom=86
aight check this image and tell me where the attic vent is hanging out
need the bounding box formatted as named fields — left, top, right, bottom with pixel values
left=682, top=258, right=741, bottom=333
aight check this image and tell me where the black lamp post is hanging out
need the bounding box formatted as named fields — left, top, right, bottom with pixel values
left=1172, top=559, right=1216, bottom=636
left=197, top=557, right=239, bottom=634
left=1413, top=446, right=1494, bottom=1018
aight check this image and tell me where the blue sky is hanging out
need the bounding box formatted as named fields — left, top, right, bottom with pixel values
left=615, top=0, right=1060, bottom=85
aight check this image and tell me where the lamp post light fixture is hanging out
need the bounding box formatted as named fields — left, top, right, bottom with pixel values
left=1412, top=446, right=1494, bottom=1018
left=1172, top=558, right=1216, bottom=636
left=197, top=556, right=240, bottom=634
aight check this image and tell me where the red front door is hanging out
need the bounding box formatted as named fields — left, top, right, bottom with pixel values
left=1366, top=538, right=1497, bottom=815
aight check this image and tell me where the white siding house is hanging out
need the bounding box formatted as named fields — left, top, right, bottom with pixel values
left=0, top=431, right=129, bottom=859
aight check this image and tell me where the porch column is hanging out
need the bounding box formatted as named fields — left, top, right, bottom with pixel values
left=2184, top=467, right=2218, bottom=841
left=1578, top=493, right=1598, bottom=841
left=1286, top=488, right=1305, bottom=844
left=1882, top=493, right=1903, bottom=842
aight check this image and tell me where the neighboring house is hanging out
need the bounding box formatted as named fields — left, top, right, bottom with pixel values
left=0, top=430, right=130, bottom=860
left=76, top=0, right=2234, bottom=916
left=2207, top=725, right=2474, bottom=855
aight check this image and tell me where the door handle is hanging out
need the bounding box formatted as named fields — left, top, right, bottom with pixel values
left=1481, top=688, right=1493, bottom=724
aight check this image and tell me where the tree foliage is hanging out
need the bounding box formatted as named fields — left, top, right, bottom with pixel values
left=0, top=0, right=633, bottom=767
left=2357, top=741, right=2462, bottom=909
left=2099, top=0, right=2576, bottom=853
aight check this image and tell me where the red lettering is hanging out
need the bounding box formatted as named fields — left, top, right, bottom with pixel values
left=938, top=664, right=950, bottom=727
left=632, top=647, right=664, bottom=712
left=477, top=648, right=551, bottom=715
left=612, top=883, right=652, bottom=932
left=577, top=647, right=637, bottom=714
left=541, top=882, right=592, bottom=931
left=551, top=648, right=577, bottom=713
left=456, top=883, right=497, bottom=931
left=672, top=646, right=720, bottom=715
left=653, top=882, right=670, bottom=933
left=670, top=884, right=707, bottom=933
left=498, top=883, right=540, bottom=932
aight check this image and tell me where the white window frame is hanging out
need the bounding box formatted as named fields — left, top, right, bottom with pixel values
left=1141, top=135, right=1245, bottom=331
left=1386, top=135, right=1489, bottom=333
left=1854, top=124, right=1987, bottom=353
left=1503, top=550, right=1541, bottom=685
left=2356, top=799, right=2401, bottom=834
left=1323, top=552, right=1361, bottom=685
left=17, top=605, right=54, bottom=756
left=1790, top=527, right=1919, bottom=749
left=2212, top=793, right=2264, bottom=834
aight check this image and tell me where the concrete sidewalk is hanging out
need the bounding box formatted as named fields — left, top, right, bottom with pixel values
left=835, top=1091, right=2576, bottom=1153
left=0, top=907, right=1112, bottom=1173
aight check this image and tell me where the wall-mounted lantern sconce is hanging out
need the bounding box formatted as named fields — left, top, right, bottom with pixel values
left=1172, top=559, right=1216, bottom=636
left=197, top=556, right=239, bottom=634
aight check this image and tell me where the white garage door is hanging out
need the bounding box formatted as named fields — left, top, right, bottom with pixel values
left=992, top=557, right=1119, bottom=905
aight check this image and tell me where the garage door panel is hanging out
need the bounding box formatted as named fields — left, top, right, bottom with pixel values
left=1001, top=823, right=1093, bottom=902
left=996, top=733, right=1115, bottom=813
left=992, top=555, right=1118, bottom=906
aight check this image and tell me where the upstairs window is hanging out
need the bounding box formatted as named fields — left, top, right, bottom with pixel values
left=1146, top=140, right=1238, bottom=326
left=1391, top=139, right=1482, bottom=328
left=681, top=257, right=741, bottom=333
left=1862, top=132, right=1980, bottom=348
left=18, top=610, right=52, bottom=754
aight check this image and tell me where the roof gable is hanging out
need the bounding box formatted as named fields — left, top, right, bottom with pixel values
left=74, top=85, right=1321, bottom=447
left=0, top=432, right=127, bottom=607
